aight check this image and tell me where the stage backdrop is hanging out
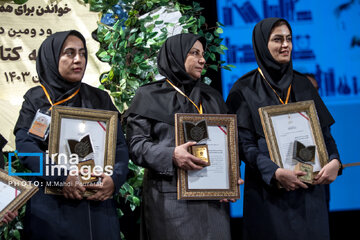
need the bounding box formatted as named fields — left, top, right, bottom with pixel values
left=0, top=0, right=108, bottom=151
left=216, top=0, right=360, bottom=215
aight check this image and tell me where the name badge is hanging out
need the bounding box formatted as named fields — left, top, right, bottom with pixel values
left=28, top=109, right=51, bottom=140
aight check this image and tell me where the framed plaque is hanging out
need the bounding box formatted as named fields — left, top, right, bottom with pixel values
left=175, top=113, right=240, bottom=200
left=45, top=106, right=118, bottom=196
left=259, top=100, right=328, bottom=183
left=0, top=169, right=38, bottom=224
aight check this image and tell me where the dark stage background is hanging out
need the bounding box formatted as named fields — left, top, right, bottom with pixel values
left=179, top=0, right=360, bottom=239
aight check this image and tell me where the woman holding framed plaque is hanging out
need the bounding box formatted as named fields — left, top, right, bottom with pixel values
left=14, top=30, right=129, bottom=239
left=125, top=33, right=235, bottom=239
left=226, top=18, right=342, bottom=239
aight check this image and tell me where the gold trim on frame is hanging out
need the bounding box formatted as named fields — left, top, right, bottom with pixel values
left=45, top=106, right=118, bottom=196
left=258, top=100, right=328, bottom=170
left=0, top=169, right=38, bottom=224
left=175, top=113, right=240, bottom=200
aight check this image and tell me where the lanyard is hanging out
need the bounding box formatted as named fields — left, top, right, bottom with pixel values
left=40, top=84, right=80, bottom=111
left=258, top=67, right=291, bottom=105
left=166, top=79, right=203, bottom=114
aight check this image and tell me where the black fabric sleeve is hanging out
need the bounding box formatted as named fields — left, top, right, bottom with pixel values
left=238, top=127, right=279, bottom=185
left=126, top=114, right=175, bottom=175
left=322, top=126, right=342, bottom=175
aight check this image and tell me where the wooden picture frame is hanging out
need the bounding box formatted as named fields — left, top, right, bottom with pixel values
left=258, top=100, right=328, bottom=178
left=45, top=106, right=118, bottom=196
left=175, top=113, right=240, bottom=200
left=0, top=169, right=38, bottom=224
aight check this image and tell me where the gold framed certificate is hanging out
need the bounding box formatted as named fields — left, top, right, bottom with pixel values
left=258, top=100, right=328, bottom=183
left=0, top=169, right=38, bottom=224
left=175, top=113, right=240, bottom=200
left=45, top=106, right=118, bottom=196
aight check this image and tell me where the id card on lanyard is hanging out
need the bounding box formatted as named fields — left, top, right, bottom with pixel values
left=27, top=84, right=80, bottom=141
left=28, top=109, right=51, bottom=140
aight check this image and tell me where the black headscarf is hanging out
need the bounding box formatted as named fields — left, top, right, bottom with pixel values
left=157, top=33, right=207, bottom=92
left=37, top=30, right=88, bottom=102
left=226, top=18, right=334, bottom=137
left=124, top=33, right=226, bottom=125
left=14, top=30, right=116, bottom=134
left=253, top=17, right=293, bottom=98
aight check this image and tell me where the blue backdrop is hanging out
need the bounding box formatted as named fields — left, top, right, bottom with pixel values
left=216, top=0, right=360, bottom=217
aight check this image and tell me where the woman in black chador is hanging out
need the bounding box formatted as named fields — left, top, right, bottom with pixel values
left=226, top=18, right=342, bottom=240
left=125, top=33, right=233, bottom=239
left=14, top=30, right=129, bottom=240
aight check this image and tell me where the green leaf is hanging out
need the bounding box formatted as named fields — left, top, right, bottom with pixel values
left=220, top=44, right=228, bottom=50
left=182, top=5, right=192, bottom=11
left=204, top=51, right=210, bottom=60
left=119, top=79, right=126, bottom=90
left=209, top=45, right=217, bottom=52
left=135, top=37, right=143, bottom=45
left=13, top=229, right=20, bottom=240
left=146, top=1, right=153, bottom=8
left=118, top=102, right=124, bottom=113
left=113, top=20, right=120, bottom=30
left=193, top=1, right=200, bottom=8
left=179, top=16, right=187, bottom=23
left=148, top=31, right=158, bottom=38
left=4, top=225, right=9, bottom=238
left=222, top=65, right=231, bottom=71
left=214, top=38, right=223, bottom=44
left=186, top=17, right=196, bottom=25
left=128, top=160, right=138, bottom=171
left=216, top=27, right=224, bottom=34
left=199, top=16, right=205, bottom=26
left=175, top=2, right=180, bottom=10
left=13, top=0, right=27, bottom=4
left=109, top=70, right=114, bottom=80
left=128, top=33, right=136, bottom=43
left=130, top=203, right=136, bottom=211
left=127, top=80, right=140, bottom=89
left=152, top=14, right=160, bottom=20
left=132, top=196, right=140, bottom=206
left=208, top=65, right=218, bottom=71
left=205, top=32, right=214, bottom=42
left=227, top=64, right=236, bottom=68
left=140, top=24, right=147, bottom=33
left=215, top=47, right=225, bottom=55
left=104, top=32, right=112, bottom=41
left=122, top=182, right=134, bottom=195
left=119, top=187, right=126, bottom=196
left=100, top=55, right=111, bottom=62
left=117, top=208, right=124, bottom=218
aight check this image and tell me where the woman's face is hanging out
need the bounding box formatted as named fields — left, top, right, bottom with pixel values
left=267, top=24, right=292, bottom=64
left=184, top=40, right=206, bottom=80
left=58, top=35, right=86, bottom=82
